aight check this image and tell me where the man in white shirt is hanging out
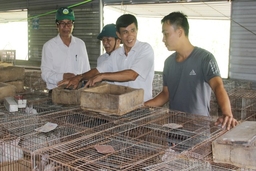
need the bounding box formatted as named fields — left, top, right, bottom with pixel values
left=41, top=7, right=90, bottom=91
left=97, top=23, right=121, bottom=67
left=58, top=14, right=154, bottom=101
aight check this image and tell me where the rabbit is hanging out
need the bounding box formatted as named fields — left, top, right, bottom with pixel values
left=0, top=137, right=23, bottom=163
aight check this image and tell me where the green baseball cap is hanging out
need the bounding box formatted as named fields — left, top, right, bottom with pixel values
left=56, top=7, right=75, bottom=21
left=97, top=24, right=118, bottom=40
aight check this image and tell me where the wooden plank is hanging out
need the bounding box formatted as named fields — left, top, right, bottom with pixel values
left=216, top=121, right=256, bottom=146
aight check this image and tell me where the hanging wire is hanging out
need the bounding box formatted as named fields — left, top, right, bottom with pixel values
left=23, top=0, right=92, bottom=22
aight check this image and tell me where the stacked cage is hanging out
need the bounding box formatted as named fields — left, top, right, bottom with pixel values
left=228, top=88, right=256, bottom=121
left=152, top=73, right=168, bottom=108
left=30, top=108, right=237, bottom=171
left=1, top=77, right=255, bottom=171
left=24, top=71, right=47, bottom=93
left=0, top=107, right=124, bottom=171
left=35, top=107, right=169, bottom=170
left=152, top=73, right=163, bottom=97
left=0, top=91, right=77, bottom=124
left=210, top=79, right=254, bottom=120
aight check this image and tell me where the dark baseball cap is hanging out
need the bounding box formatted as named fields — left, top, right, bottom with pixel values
left=97, top=24, right=119, bottom=40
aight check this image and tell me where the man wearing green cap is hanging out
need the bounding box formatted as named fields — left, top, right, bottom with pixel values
left=97, top=23, right=121, bottom=67
left=41, top=7, right=90, bottom=91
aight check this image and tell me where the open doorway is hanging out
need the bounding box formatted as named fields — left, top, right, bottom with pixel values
left=0, top=10, right=28, bottom=61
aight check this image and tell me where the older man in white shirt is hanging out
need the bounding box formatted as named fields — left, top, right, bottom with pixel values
left=96, top=23, right=121, bottom=67
left=41, top=7, right=90, bottom=91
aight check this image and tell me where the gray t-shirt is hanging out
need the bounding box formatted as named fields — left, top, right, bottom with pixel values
left=163, top=47, right=220, bottom=116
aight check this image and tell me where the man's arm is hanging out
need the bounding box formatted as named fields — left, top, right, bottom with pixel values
left=58, top=68, right=99, bottom=89
left=85, top=69, right=138, bottom=87
left=144, top=86, right=169, bottom=107
left=209, top=76, right=238, bottom=130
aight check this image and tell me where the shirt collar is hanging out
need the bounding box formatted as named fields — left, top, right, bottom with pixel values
left=57, top=34, right=75, bottom=44
left=119, top=40, right=139, bottom=56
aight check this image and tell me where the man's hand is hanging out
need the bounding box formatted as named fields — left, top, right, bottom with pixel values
left=58, top=75, right=82, bottom=89
left=215, top=115, right=238, bottom=130
left=63, top=73, right=76, bottom=80
left=84, top=73, right=103, bottom=87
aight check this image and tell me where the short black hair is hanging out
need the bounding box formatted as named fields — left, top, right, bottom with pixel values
left=161, top=12, right=189, bottom=36
left=116, top=14, right=138, bottom=33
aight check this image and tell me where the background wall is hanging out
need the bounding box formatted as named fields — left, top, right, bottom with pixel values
left=0, top=0, right=101, bottom=68
left=229, top=0, right=256, bottom=82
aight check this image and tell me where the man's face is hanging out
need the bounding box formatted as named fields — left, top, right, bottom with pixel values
left=102, top=37, right=117, bottom=54
left=117, top=23, right=137, bottom=51
left=57, top=19, right=74, bottom=38
left=162, top=21, right=180, bottom=51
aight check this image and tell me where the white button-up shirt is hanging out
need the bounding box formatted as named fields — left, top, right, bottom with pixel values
left=41, top=34, right=90, bottom=89
left=97, top=40, right=154, bottom=101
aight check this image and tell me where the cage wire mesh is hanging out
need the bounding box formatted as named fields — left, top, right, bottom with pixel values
left=97, top=107, right=170, bottom=126
left=32, top=125, right=167, bottom=171
left=152, top=73, right=163, bottom=97
left=244, top=112, right=256, bottom=122
left=0, top=91, right=79, bottom=125
left=24, top=70, right=47, bottom=93
left=0, top=107, right=167, bottom=170
left=40, top=108, right=118, bottom=133
left=211, top=87, right=256, bottom=121
left=142, top=157, right=213, bottom=171
left=0, top=81, right=254, bottom=171
left=183, top=129, right=240, bottom=171
left=125, top=109, right=224, bottom=166
left=142, top=156, right=240, bottom=171
left=28, top=108, right=230, bottom=171
left=152, top=73, right=169, bottom=108
left=0, top=110, right=101, bottom=170
left=228, top=88, right=256, bottom=121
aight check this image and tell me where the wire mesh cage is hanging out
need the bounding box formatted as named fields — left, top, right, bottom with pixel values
left=142, top=155, right=240, bottom=171
left=183, top=129, right=240, bottom=171
left=142, top=157, right=213, bottom=171
left=40, top=109, right=119, bottom=133
left=152, top=73, right=163, bottom=97
left=26, top=108, right=227, bottom=171
left=32, top=129, right=166, bottom=171
left=0, top=102, right=78, bottom=125
left=210, top=79, right=253, bottom=118
left=0, top=110, right=104, bottom=170
left=23, top=71, right=47, bottom=92
left=211, top=87, right=256, bottom=121
left=244, top=113, right=256, bottom=122
left=0, top=95, right=250, bottom=171
left=228, top=88, right=256, bottom=121
left=222, top=79, right=252, bottom=94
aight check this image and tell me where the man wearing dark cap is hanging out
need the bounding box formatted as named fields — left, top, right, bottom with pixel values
left=58, top=14, right=154, bottom=102
left=96, top=23, right=121, bottom=67
left=41, top=7, right=90, bottom=91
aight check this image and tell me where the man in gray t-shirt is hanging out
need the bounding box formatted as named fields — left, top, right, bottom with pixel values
left=145, top=12, right=237, bottom=130
left=163, top=46, right=219, bottom=116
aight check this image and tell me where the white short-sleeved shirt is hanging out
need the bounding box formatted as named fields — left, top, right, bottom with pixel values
left=97, top=53, right=109, bottom=67
left=41, top=34, right=91, bottom=90
left=97, top=47, right=121, bottom=67
left=97, top=40, right=154, bottom=101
